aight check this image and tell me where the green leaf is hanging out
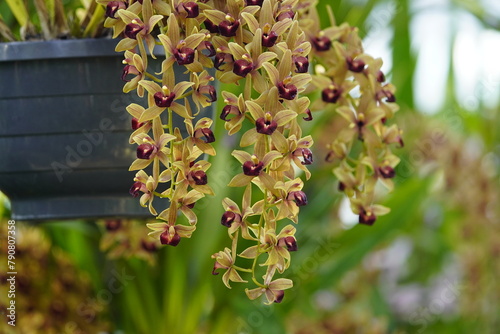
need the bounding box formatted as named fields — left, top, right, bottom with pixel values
left=310, top=177, right=431, bottom=290
left=83, top=3, right=105, bottom=38
left=5, top=0, right=28, bottom=27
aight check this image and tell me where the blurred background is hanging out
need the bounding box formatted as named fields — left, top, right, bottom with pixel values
left=1, top=0, right=499, bottom=333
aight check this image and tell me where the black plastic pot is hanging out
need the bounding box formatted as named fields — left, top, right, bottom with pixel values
left=0, top=38, right=203, bottom=220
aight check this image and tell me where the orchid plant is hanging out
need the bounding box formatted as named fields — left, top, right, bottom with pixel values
left=97, top=0, right=402, bottom=304
left=1, top=0, right=107, bottom=41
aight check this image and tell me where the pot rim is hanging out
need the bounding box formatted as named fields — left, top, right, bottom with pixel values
left=0, top=38, right=122, bottom=62
left=0, top=37, right=165, bottom=62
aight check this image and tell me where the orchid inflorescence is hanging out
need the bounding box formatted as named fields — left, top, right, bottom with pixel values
left=97, top=0, right=402, bottom=303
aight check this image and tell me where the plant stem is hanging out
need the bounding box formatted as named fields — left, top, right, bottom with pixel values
left=249, top=136, right=273, bottom=288
left=177, top=90, right=194, bottom=100
left=233, top=265, right=252, bottom=273
left=145, top=72, right=162, bottom=82
left=166, top=107, right=177, bottom=222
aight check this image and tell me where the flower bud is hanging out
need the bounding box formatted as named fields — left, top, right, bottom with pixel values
left=274, top=290, right=285, bottom=303
left=214, top=53, right=226, bottom=70
left=378, top=90, right=396, bottom=103
left=220, top=105, right=239, bottom=121
left=312, top=36, right=331, bottom=51
left=105, top=219, right=122, bottom=231
left=131, top=117, right=145, bottom=130
left=181, top=2, right=199, bottom=18
left=204, top=19, right=220, bottom=33
left=233, top=59, right=253, bottom=77
left=294, top=56, right=309, bottom=73
left=160, top=230, right=181, bottom=246
left=279, top=236, right=298, bottom=251
left=154, top=91, right=176, bottom=108
left=212, top=261, right=224, bottom=275
left=201, top=128, right=215, bottom=143
left=219, top=19, right=240, bottom=37
left=243, top=160, right=264, bottom=176
left=200, top=41, right=216, bottom=57
left=255, top=116, right=278, bottom=135
left=262, top=31, right=279, bottom=47
left=377, top=71, right=386, bottom=83
left=359, top=209, right=376, bottom=226
left=121, top=64, right=138, bottom=82
left=221, top=211, right=241, bottom=227
left=379, top=166, right=395, bottom=179
left=202, top=85, right=217, bottom=102
left=105, top=1, right=127, bottom=19
left=290, top=191, right=308, bottom=206
left=322, top=85, right=341, bottom=103
left=214, top=52, right=234, bottom=70
left=277, top=81, right=298, bottom=100
left=190, top=170, right=208, bottom=185
left=347, top=57, right=366, bottom=73
left=124, top=22, right=143, bottom=39
left=303, top=109, right=313, bottom=121
left=296, top=148, right=313, bottom=165
left=384, top=91, right=396, bottom=103
left=137, top=143, right=156, bottom=159
left=129, top=181, right=143, bottom=197
left=174, top=47, right=195, bottom=65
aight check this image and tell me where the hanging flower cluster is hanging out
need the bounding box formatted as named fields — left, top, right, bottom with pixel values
left=98, top=0, right=401, bottom=303
left=301, top=7, right=403, bottom=226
